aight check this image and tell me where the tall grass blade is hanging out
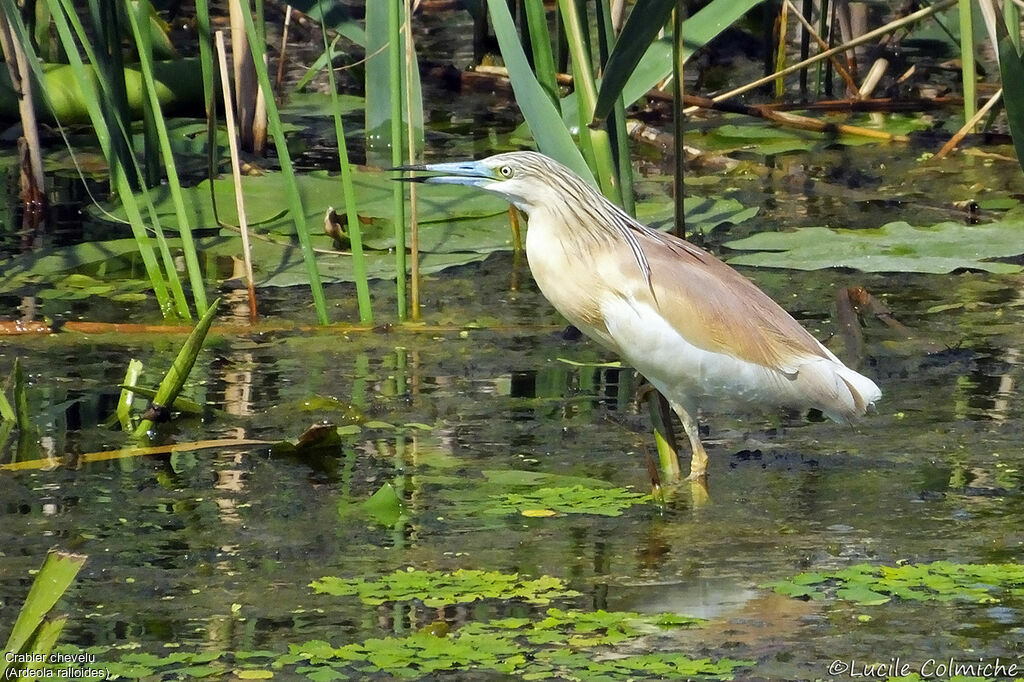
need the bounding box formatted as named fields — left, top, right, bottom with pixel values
left=960, top=0, right=977, bottom=127
left=32, top=0, right=178, bottom=316
left=996, top=13, right=1024, bottom=175
left=485, top=0, right=594, bottom=184
left=673, top=3, right=685, bottom=239
left=322, top=31, right=372, bottom=323
left=1006, top=0, right=1021, bottom=52
left=55, top=0, right=190, bottom=318
left=0, top=12, right=44, bottom=203
left=126, top=2, right=209, bottom=315
left=237, top=7, right=330, bottom=324
left=195, top=0, right=216, bottom=114
left=365, top=0, right=391, bottom=162
left=86, top=0, right=135, bottom=188
left=0, top=550, right=86, bottom=679
left=390, top=0, right=407, bottom=320
left=524, top=0, right=559, bottom=107
left=594, top=0, right=634, bottom=214
left=12, top=356, right=28, bottom=435
left=132, top=2, right=162, bottom=187
left=134, top=298, right=221, bottom=437
left=117, top=359, right=144, bottom=432
left=0, top=362, right=14, bottom=422
left=404, top=0, right=421, bottom=320
left=555, top=0, right=620, bottom=202
left=593, top=0, right=674, bottom=121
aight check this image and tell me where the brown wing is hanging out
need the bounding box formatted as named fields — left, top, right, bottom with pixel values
left=622, top=229, right=832, bottom=372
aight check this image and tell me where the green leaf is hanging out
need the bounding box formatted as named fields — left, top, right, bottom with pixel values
left=593, top=0, right=675, bottom=120
left=835, top=585, right=891, bottom=606
left=594, top=0, right=764, bottom=121
left=484, top=0, right=594, bottom=185
left=310, top=568, right=580, bottom=607
left=725, top=220, right=1024, bottom=273
left=1, top=550, right=86, bottom=678
left=997, top=12, right=1024, bottom=175
left=134, top=298, right=221, bottom=436
left=494, top=485, right=650, bottom=517
left=362, top=482, right=405, bottom=527
left=480, top=470, right=617, bottom=489
left=769, top=561, right=1024, bottom=604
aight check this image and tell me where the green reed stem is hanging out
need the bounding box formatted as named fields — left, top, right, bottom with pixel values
left=55, top=0, right=190, bottom=318
left=555, top=0, right=621, bottom=205
left=390, top=0, right=407, bottom=321
left=323, top=31, right=373, bottom=323
left=125, top=2, right=209, bottom=315
left=524, top=0, right=559, bottom=108
left=134, top=298, right=221, bottom=438
left=594, top=0, right=634, bottom=215
left=35, top=0, right=178, bottom=316
left=959, top=0, right=976, bottom=128
left=237, top=6, right=330, bottom=324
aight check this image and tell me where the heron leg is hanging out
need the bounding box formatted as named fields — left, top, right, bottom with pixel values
left=669, top=400, right=709, bottom=480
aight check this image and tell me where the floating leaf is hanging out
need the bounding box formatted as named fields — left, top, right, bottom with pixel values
left=495, top=485, right=650, bottom=517
left=725, top=219, right=1024, bottom=274
left=637, top=194, right=759, bottom=233
left=361, top=482, right=405, bottom=527
left=91, top=169, right=507, bottom=240
left=766, top=561, right=1024, bottom=605
left=480, top=470, right=616, bottom=489
left=310, top=568, right=580, bottom=607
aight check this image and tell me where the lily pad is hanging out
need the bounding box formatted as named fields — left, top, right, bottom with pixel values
left=91, top=170, right=508, bottom=241
left=284, top=608, right=739, bottom=680
left=765, top=561, right=1024, bottom=605
left=310, top=568, right=581, bottom=607
left=724, top=219, right=1024, bottom=274
left=494, top=485, right=650, bottom=517
left=638, top=194, right=759, bottom=233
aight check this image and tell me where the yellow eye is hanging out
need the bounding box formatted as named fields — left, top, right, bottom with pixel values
left=499, top=165, right=513, bottom=178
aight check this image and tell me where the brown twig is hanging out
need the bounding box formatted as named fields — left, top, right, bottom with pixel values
left=0, top=320, right=565, bottom=338
left=932, top=90, right=1003, bottom=161
left=682, top=94, right=909, bottom=142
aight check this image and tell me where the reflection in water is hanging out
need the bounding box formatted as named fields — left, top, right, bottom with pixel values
left=0, top=261, right=1023, bottom=675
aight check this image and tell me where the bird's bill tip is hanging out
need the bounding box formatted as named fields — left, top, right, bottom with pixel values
left=390, top=160, right=495, bottom=185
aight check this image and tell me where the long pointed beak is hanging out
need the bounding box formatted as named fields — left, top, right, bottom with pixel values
left=391, top=160, right=496, bottom=187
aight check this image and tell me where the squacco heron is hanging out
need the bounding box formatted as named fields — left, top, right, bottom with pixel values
left=400, top=151, right=881, bottom=480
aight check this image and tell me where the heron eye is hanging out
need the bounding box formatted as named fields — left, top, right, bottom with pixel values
left=499, top=165, right=513, bottom=178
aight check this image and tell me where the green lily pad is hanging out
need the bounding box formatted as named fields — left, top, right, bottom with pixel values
left=724, top=219, right=1024, bottom=274
left=0, top=234, right=494, bottom=294
left=765, top=561, right=1024, bottom=605
left=493, top=485, right=650, bottom=517
left=310, top=568, right=581, bottom=607
left=638, top=194, right=759, bottom=233
left=283, top=607, right=739, bottom=680
left=91, top=170, right=508, bottom=242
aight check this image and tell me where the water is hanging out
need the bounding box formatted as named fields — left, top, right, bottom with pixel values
left=2, top=7, right=1024, bottom=680
left=2, top=249, right=1022, bottom=678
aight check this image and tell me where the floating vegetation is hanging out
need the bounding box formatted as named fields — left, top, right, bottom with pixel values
left=725, top=218, right=1024, bottom=274
left=282, top=614, right=748, bottom=680
left=39, top=559, right=737, bottom=681
left=310, top=568, right=581, bottom=607
left=766, top=561, right=1024, bottom=606
left=51, top=610, right=748, bottom=680
left=494, top=484, right=651, bottom=517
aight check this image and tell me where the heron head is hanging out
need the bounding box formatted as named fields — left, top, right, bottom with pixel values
left=394, top=151, right=574, bottom=214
